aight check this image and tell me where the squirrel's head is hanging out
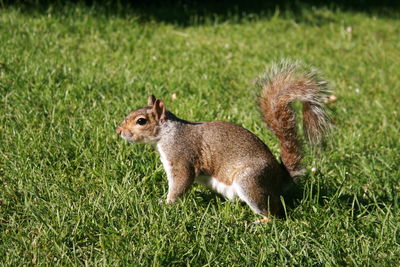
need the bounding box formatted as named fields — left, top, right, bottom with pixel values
left=116, top=95, right=167, bottom=144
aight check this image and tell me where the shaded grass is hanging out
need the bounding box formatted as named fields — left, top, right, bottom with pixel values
left=1, top=2, right=399, bottom=265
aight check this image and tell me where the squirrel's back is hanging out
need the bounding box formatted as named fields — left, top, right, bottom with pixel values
left=199, top=121, right=278, bottom=165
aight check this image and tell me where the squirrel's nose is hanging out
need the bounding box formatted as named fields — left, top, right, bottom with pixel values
left=116, top=126, right=122, bottom=135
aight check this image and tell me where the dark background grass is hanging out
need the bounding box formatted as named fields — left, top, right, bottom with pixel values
left=3, top=0, right=400, bottom=25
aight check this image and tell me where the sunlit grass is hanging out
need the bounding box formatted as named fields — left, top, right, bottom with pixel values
left=1, top=2, right=399, bottom=265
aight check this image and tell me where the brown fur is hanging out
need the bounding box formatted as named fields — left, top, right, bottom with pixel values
left=258, top=61, right=329, bottom=178
left=116, top=62, right=329, bottom=221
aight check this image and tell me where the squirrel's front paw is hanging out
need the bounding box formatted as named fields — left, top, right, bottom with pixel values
left=166, top=196, right=177, bottom=204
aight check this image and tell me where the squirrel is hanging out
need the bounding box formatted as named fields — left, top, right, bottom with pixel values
left=116, top=60, right=330, bottom=224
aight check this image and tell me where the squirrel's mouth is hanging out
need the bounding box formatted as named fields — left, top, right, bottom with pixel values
left=119, top=132, right=147, bottom=144
left=119, top=132, right=135, bottom=143
left=116, top=127, right=159, bottom=145
left=116, top=127, right=134, bottom=143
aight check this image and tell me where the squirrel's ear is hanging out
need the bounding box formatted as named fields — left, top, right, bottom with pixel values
left=153, top=99, right=167, bottom=123
left=148, top=95, right=156, bottom=106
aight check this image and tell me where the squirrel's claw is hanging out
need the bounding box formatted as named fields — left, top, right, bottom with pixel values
left=251, top=217, right=271, bottom=225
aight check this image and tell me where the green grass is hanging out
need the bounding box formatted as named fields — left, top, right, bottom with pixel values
left=1, top=2, right=399, bottom=265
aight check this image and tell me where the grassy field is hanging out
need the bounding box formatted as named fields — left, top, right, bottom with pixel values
left=1, top=1, right=399, bottom=265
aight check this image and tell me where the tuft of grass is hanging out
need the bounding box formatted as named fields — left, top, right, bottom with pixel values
left=1, top=2, right=399, bottom=265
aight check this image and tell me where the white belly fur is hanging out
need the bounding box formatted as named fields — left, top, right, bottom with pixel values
left=195, top=175, right=239, bottom=200
left=157, top=144, right=174, bottom=188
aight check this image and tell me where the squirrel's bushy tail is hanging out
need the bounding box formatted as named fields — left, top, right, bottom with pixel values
left=256, top=60, right=330, bottom=178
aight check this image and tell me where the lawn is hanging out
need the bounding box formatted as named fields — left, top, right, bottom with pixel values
left=1, top=1, right=399, bottom=265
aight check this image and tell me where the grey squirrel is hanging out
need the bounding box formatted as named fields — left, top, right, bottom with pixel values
left=116, top=60, right=330, bottom=223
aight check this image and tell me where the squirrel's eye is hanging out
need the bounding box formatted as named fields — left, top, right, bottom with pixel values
left=136, top=118, right=147, bottom=125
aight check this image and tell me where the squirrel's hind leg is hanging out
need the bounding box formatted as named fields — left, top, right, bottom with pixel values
left=244, top=195, right=281, bottom=225
left=239, top=191, right=281, bottom=225
left=235, top=171, right=282, bottom=224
